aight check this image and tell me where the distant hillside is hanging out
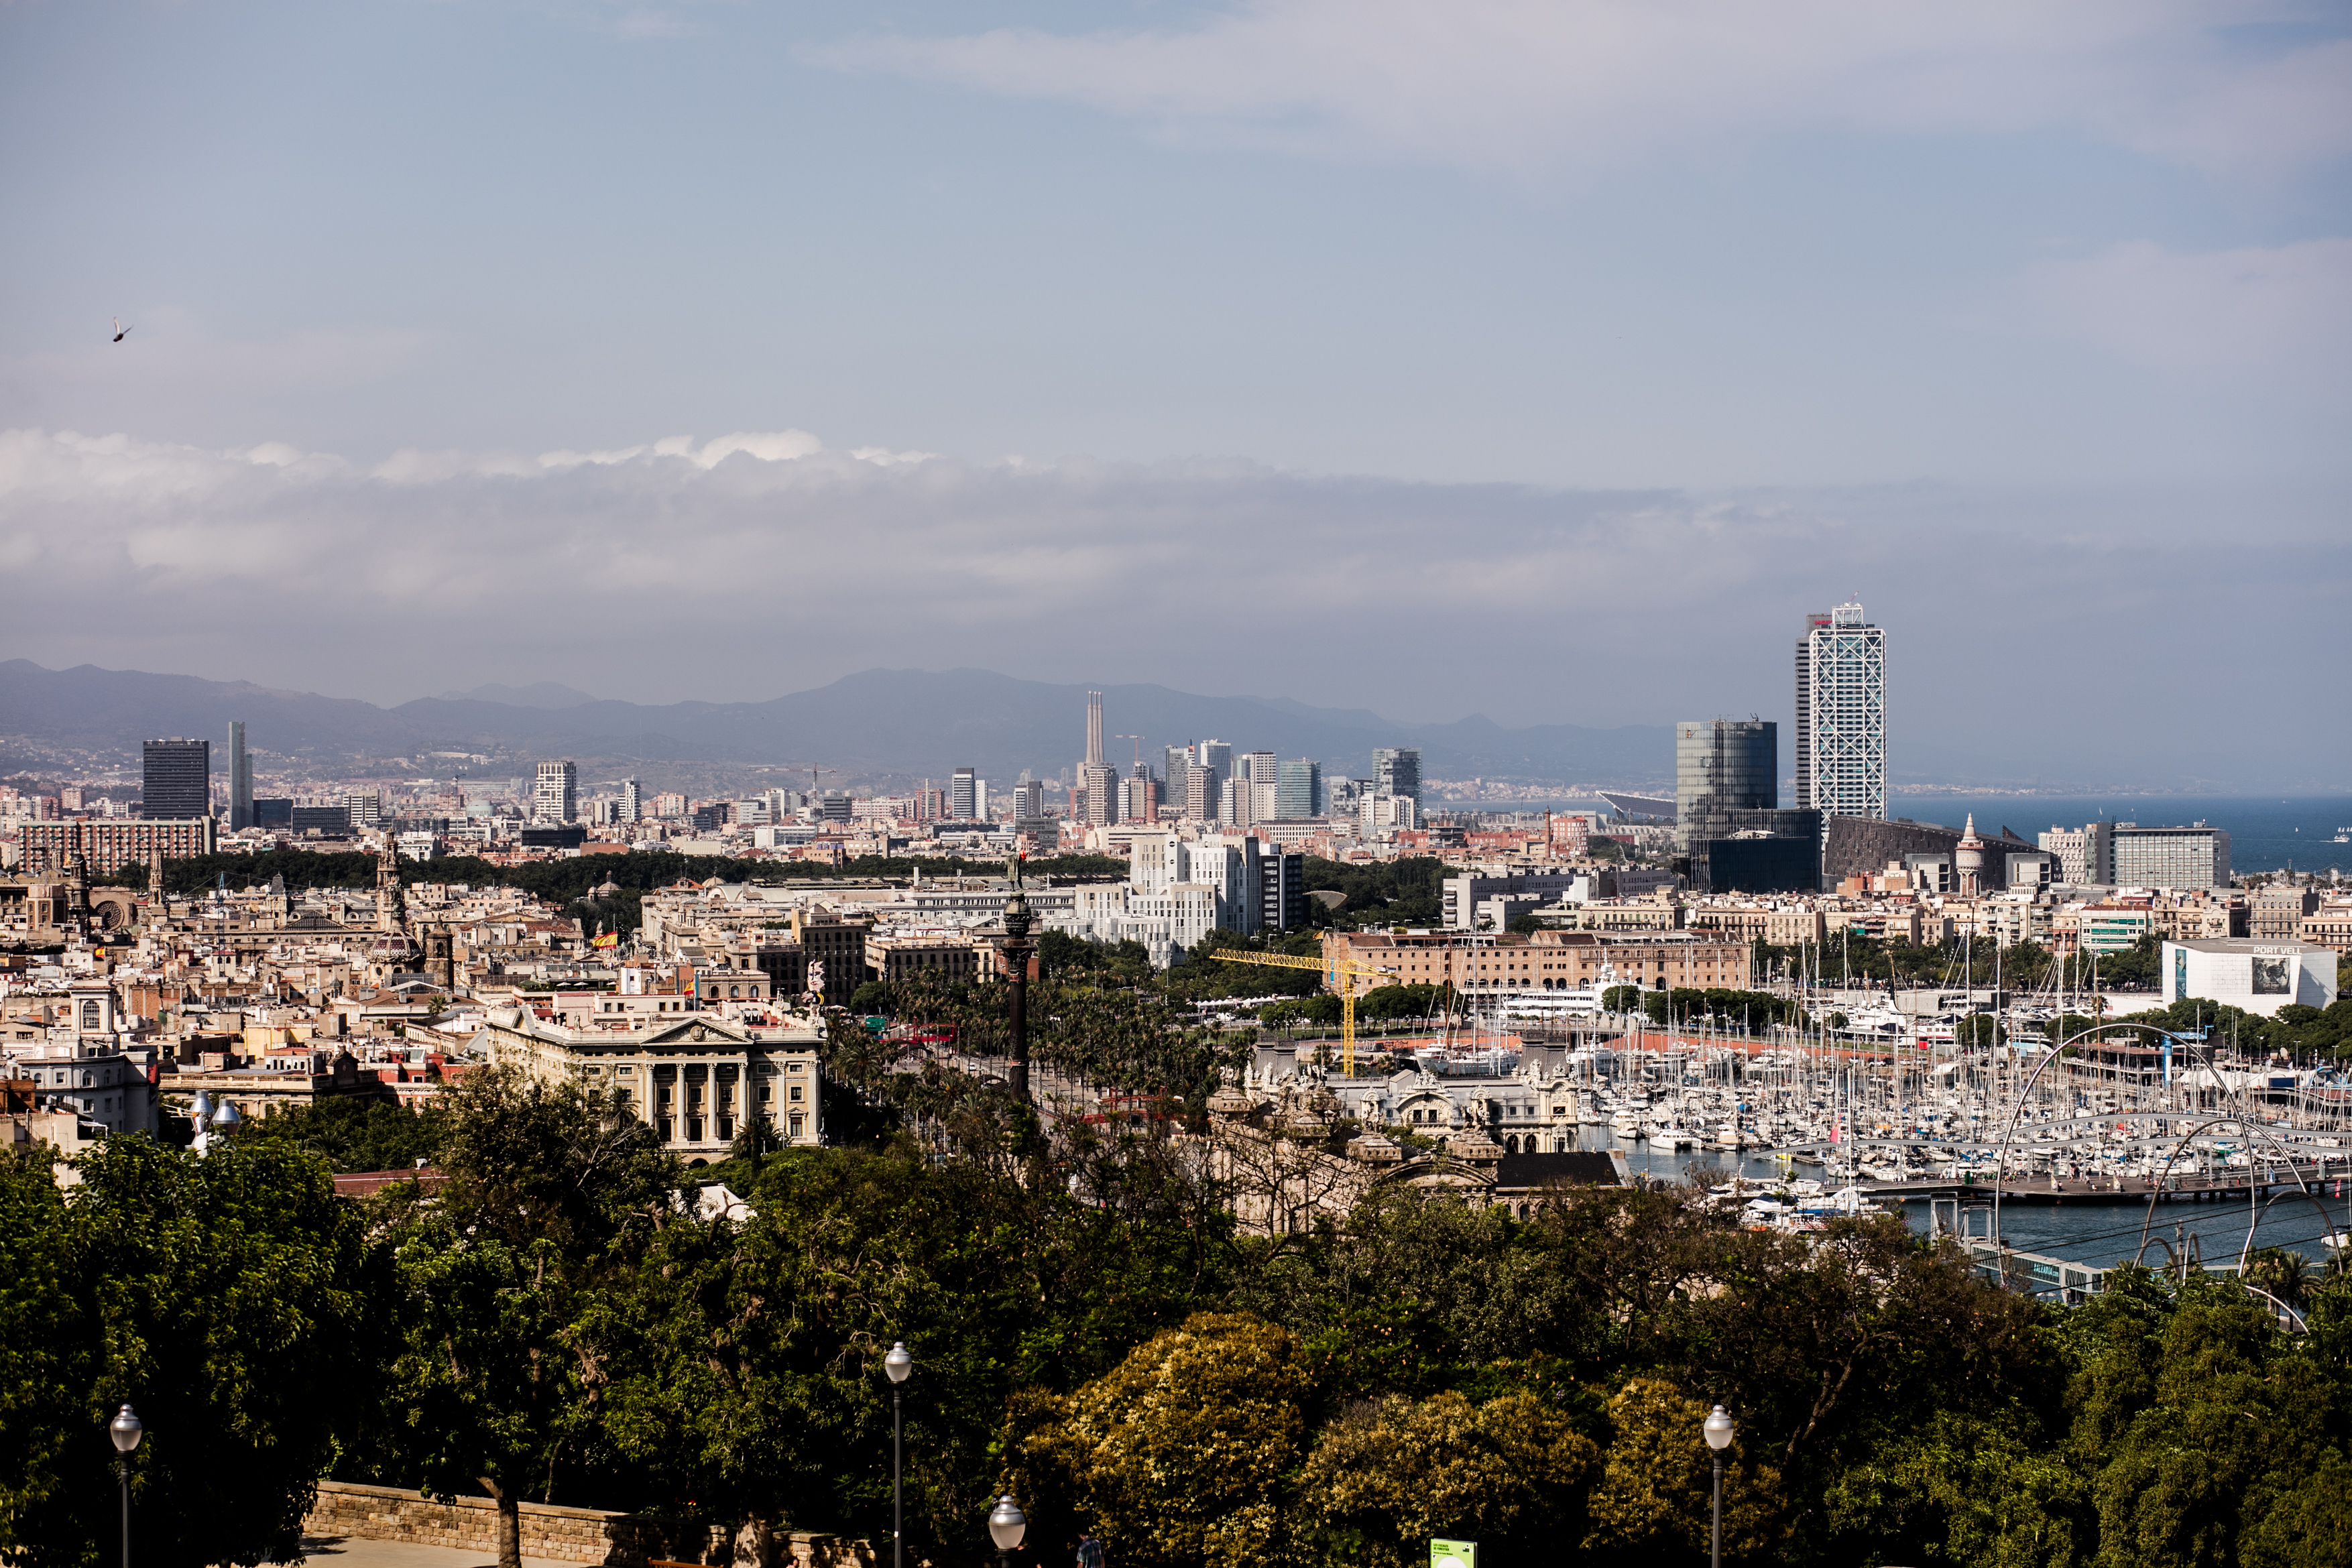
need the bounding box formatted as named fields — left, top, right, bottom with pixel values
left=0, top=660, right=1675, bottom=788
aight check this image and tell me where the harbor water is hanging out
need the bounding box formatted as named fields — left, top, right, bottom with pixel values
left=1617, top=1136, right=2352, bottom=1270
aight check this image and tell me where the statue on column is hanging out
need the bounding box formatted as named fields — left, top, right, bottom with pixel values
left=1001, top=853, right=1034, bottom=1102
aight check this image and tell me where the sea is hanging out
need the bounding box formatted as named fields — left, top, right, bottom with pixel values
left=1893, top=794, right=2351, bottom=881
left=1608, top=1140, right=2350, bottom=1268
left=1513, top=794, right=2350, bottom=879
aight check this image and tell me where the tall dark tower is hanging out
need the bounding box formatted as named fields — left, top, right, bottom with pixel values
left=228, top=721, right=253, bottom=830
left=142, top=737, right=211, bottom=820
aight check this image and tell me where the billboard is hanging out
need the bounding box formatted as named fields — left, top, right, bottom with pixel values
left=2251, top=955, right=2291, bottom=996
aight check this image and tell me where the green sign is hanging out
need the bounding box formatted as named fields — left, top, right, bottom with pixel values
left=1430, top=1541, right=1476, bottom=1568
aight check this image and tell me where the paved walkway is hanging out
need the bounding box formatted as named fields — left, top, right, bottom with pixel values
left=290, top=1535, right=573, bottom=1568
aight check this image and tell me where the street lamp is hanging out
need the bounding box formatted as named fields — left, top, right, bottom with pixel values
left=884, top=1343, right=913, bottom=1568
left=1702, top=1404, right=1734, bottom=1568
left=986, top=1495, right=1026, bottom=1568
left=109, top=1404, right=142, bottom=1568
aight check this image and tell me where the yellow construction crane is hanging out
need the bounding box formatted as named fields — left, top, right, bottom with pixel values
left=1214, top=948, right=1399, bottom=1077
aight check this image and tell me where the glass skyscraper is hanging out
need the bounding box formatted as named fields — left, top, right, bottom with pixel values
left=1795, top=601, right=1885, bottom=821
left=1275, top=758, right=1322, bottom=820
left=1674, top=719, right=1776, bottom=853
left=1374, top=746, right=1421, bottom=803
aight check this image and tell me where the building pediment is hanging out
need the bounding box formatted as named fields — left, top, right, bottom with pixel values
left=639, top=1016, right=755, bottom=1048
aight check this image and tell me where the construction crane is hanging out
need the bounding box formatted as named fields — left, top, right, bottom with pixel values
left=1214, top=948, right=1399, bottom=1077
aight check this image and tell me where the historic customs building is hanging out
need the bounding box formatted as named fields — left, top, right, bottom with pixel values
left=477, top=1006, right=827, bottom=1158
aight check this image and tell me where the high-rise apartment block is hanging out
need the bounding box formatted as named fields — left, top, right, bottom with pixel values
left=1120, top=769, right=1159, bottom=823
left=1373, top=747, right=1421, bottom=803
left=1795, top=601, right=1885, bottom=821
left=142, top=738, right=211, bottom=821
left=21, top=817, right=216, bottom=876
left=1183, top=764, right=1216, bottom=821
left=534, top=760, right=579, bottom=823
left=227, top=721, right=253, bottom=830
left=619, top=779, right=642, bottom=823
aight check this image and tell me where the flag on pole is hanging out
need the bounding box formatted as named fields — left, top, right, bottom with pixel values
left=593, top=929, right=619, bottom=949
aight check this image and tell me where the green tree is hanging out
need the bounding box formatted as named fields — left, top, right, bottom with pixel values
left=1582, top=1377, right=1782, bottom=1565
left=245, top=1094, right=445, bottom=1172
left=0, top=1148, right=89, bottom=1562
left=2, top=1136, right=373, bottom=1568
left=1294, top=1390, right=1598, bottom=1568
left=1011, top=1313, right=1310, bottom=1568
left=374, top=1067, right=679, bottom=1568
left=1820, top=1410, right=2090, bottom=1567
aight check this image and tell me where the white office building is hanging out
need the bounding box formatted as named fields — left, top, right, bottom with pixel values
left=2163, top=939, right=2335, bottom=1018
left=2113, top=824, right=2231, bottom=891
left=534, top=760, right=579, bottom=823
left=2038, top=823, right=2110, bottom=885
left=1795, top=601, right=1885, bottom=821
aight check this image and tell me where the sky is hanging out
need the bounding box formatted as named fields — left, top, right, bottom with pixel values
left=1, top=1, right=2347, bottom=786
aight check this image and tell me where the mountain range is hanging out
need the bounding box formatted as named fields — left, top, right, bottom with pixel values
left=0, top=660, right=1675, bottom=789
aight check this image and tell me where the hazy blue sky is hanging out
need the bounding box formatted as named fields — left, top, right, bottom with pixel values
left=3, top=1, right=2347, bottom=786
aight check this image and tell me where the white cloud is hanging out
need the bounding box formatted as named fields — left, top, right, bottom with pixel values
left=2, top=422, right=2343, bottom=790
left=2027, top=237, right=2352, bottom=375
left=807, top=0, right=2352, bottom=178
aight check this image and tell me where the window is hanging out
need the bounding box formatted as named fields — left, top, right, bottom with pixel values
left=789, top=1085, right=804, bottom=1102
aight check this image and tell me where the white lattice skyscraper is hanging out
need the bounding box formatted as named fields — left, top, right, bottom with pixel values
left=1794, top=601, right=1885, bottom=821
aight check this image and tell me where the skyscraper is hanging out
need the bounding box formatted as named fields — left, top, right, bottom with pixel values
left=141, top=738, right=210, bottom=820
left=1795, top=601, right=1885, bottom=821
left=1373, top=747, right=1421, bottom=803
left=1079, top=690, right=1115, bottom=827
left=534, top=760, right=579, bottom=823
left=1163, top=743, right=1193, bottom=800
left=951, top=767, right=978, bottom=820
left=227, top=721, right=253, bottom=830
left=1674, top=720, right=1776, bottom=854
left=1185, top=764, right=1216, bottom=821
left=1275, top=758, right=1322, bottom=820
left=619, top=779, right=642, bottom=823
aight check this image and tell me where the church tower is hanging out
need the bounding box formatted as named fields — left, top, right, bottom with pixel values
left=375, top=841, right=403, bottom=934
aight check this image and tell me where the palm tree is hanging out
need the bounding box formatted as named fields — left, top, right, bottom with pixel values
left=2243, top=1246, right=2310, bottom=1310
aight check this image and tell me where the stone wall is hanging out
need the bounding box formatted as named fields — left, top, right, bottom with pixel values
left=303, top=1481, right=874, bottom=1568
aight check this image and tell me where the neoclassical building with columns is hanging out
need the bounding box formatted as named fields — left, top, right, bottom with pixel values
left=475, top=1005, right=826, bottom=1161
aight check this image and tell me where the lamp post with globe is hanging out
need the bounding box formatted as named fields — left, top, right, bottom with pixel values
left=1702, top=1404, right=1734, bottom=1568
left=109, top=1404, right=142, bottom=1568
left=884, top=1342, right=913, bottom=1568
left=986, top=1495, right=1026, bottom=1568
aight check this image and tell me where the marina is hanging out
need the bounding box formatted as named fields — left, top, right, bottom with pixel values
left=1256, top=983, right=2352, bottom=1290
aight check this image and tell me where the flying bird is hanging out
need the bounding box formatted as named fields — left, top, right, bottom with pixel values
left=112, top=318, right=130, bottom=343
